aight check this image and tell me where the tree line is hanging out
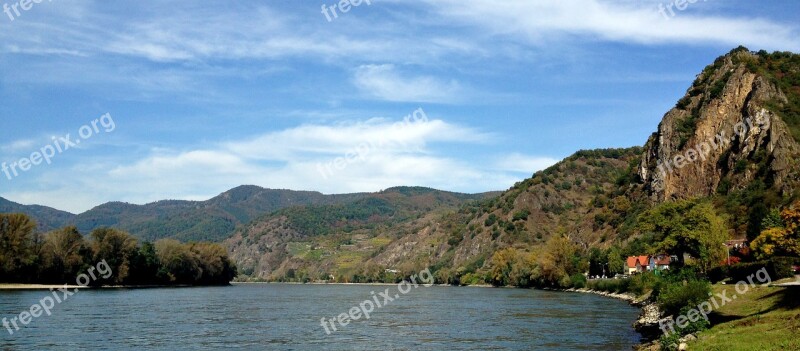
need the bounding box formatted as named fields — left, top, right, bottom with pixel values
left=0, top=213, right=237, bottom=286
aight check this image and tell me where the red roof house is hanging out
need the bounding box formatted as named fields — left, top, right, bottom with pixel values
left=626, top=256, right=649, bottom=275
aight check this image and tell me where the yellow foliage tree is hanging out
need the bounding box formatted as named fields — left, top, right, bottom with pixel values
left=752, top=203, right=800, bottom=259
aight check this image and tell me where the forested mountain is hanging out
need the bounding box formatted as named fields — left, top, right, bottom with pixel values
left=225, top=186, right=500, bottom=278
left=69, top=186, right=371, bottom=242
left=0, top=197, right=75, bottom=231
left=1, top=186, right=370, bottom=242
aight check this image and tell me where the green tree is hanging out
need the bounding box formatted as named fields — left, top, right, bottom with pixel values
left=607, top=246, right=625, bottom=275
left=126, top=242, right=163, bottom=285
left=637, top=200, right=728, bottom=273
left=155, top=239, right=201, bottom=284
left=41, top=226, right=88, bottom=282
left=90, top=228, right=138, bottom=284
left=0, top=213, right=38, bottom=282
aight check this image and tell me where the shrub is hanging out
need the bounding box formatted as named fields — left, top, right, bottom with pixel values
left=484, top=214, right=498, bottom=227
left=768, top=257, right=797, bottom=279
left=657, top=279, right=711, bottom=317
left=570, top=274, right=587, bottom=289
left=659, top=305, right=710, bottom=349
left=587, top=278, right=631, bottom=294
left=720, top=258, right=795, bottom=283
left=628, top=272, right=661, bottom=296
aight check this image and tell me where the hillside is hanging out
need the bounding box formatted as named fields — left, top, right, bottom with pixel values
left=0, top=186, right=370, bottom=242
left=0, top=197, right=75, bottom=231
left=227, top=48, right=800, bottom=285
left=226, top=187, right=499, bottom=279
left=70, top=186, right=370, bottom=242
left=226, top=149, right=642, bottom=281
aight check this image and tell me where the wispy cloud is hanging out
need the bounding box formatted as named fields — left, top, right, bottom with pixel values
left=416, top=0, right=800, bottom=50
left=353, top=64, right=466, bottom=103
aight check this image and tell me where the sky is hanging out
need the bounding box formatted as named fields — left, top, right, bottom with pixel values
left=0, top=0, right=799, bottom=214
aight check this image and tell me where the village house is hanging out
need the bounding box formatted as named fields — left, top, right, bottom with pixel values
left=649, top=254, right=671, bottom=271
left=626, top=255, right=672, bottom=274
left=626, top=256, right=649, bottom=275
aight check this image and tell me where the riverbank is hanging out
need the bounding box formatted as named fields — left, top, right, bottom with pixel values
left=0, top=284, right=208, bottom=290
left=0, top=284, right=86, bottom=290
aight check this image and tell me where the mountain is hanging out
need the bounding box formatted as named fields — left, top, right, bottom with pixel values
left=0, top=197, right=75, bottom=231
left=1, top=185, right=497, bottom=244
left=639, top=47, right=800, bottom=240
left=0, top=186, right=370, bottom=242
left=227, top=48, right=800, bottom=282
left=227, top=148, right=642, bottom=280
left=226, top=187, right=500, bottom=278
left=69, top=186, right=370, bottom=242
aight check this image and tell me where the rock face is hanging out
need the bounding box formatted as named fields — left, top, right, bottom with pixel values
left=639, top=50, right=800, bottom=202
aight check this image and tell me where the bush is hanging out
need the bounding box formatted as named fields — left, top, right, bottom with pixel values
left=657, top=279, right=711, bottom=317
left=659, top=305, right=710, bottom=349
left=708, top=265, right=730, bottom=284
left=570, top=274, right=587, bottom=289
left=717, top=258, right=796, bottom=284
left=769, top=257, right=797, bottom=279
left=628, top=272, right=661, bottom=296
left=587, top=278, right=631, bottom=294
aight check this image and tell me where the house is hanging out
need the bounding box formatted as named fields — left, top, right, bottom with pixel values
left=649, top=254, right=671, bottom=271
left=626, top=256, right=649, bottom=275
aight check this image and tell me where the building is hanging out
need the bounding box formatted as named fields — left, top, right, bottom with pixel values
left=626, top=256, right=649, bottom=275
left=626, top=255, right=671, bottom=275
left=649, top=254, right=671, bottom=271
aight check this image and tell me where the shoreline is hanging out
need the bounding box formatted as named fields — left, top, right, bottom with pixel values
left=231, top=281, right=496, bottom=288
left=0, top=284, right=205, bottom=291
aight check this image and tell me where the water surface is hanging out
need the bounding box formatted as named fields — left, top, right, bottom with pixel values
left=1, top=284, right=641, bottom=350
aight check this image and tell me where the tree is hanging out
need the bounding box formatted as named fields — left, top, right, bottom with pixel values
left=637, top=200, right=728, bottom=273
left=90, top=228, right=138, bottom=284
left=155, top=239, right=201, bottom=284
left=607, top=246, right=625, bottom=275
left=126, top=242, right=163, bottom=285
left=538, top=235, right=580, bottom=287
left=751, top=203, right=800, bottom=259
left=190, top=242, right=237, bottom=285
left=488, top=248, right=517, bottom=286
left=0, top=213, right=38, bottom=282
left=41, top=226, right=88, bottom=283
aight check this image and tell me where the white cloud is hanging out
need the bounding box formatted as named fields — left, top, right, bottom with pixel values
left=1, top=116, right=514, bottom=213
left=1, top=138, right=38, bottom=153
left=417, top=0, right=800, bottom=51
left=225, top=114, right=489, bottom=160
left=353, top=64, right=466, bottom=103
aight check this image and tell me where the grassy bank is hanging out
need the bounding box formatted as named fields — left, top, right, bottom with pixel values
left=688, top=284, right=800, bottom=350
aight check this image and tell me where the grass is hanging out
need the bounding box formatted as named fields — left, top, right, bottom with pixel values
left=689, top=284, right=800, bottom=350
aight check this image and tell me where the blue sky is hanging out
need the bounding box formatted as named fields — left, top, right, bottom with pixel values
left=0, top=0, right=798, bottom=213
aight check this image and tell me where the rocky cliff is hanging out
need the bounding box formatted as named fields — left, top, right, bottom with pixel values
left=640, top=48, right=800, bottom=203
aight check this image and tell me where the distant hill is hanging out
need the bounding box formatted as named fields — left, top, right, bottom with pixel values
left=226, top=186, right=500, bottom=277
left=68, top=186, right=372, bottom=242
left=0, top=197, right=75, bottom=231
left=0, top=185, right=498, bottom=243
